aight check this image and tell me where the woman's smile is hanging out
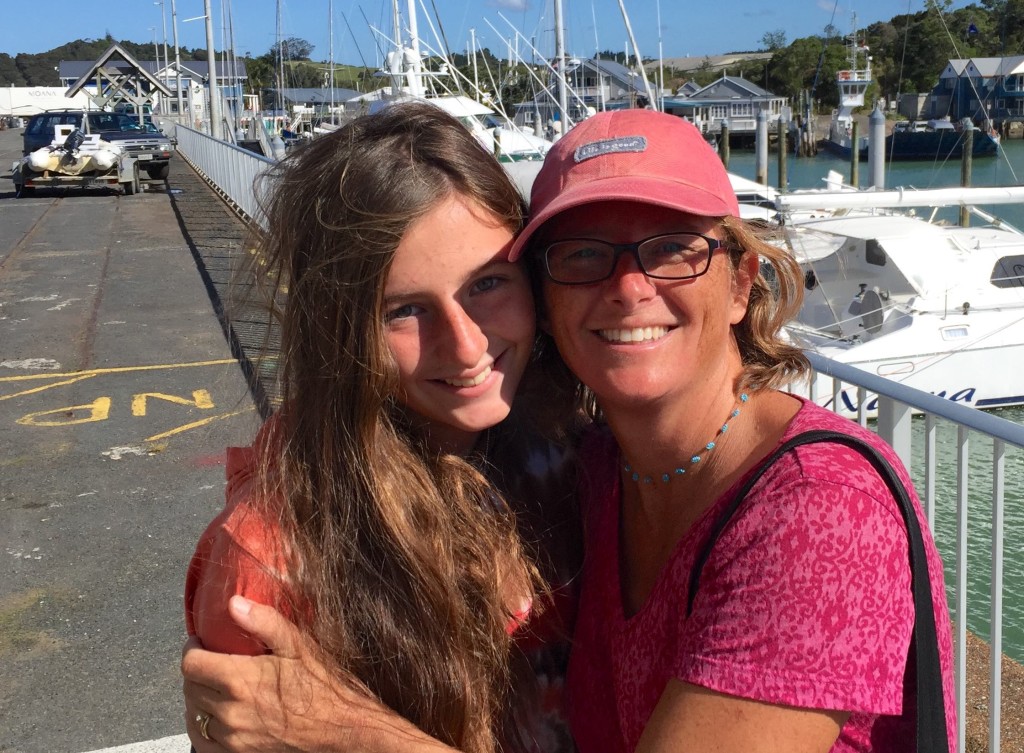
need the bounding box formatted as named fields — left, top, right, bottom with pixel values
left=596, top=326, right=672, bottom=344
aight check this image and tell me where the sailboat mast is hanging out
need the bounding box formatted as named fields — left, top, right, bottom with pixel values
left=553, top=0, right=568, bottom=130
left=276, top=0, right=284, bottom=117
left=329, top=0, right=335, bottom=120
left=617, top=0, right=656, bottom=107
left=405, top=0, right=423, bottom=97
left=470, top=28, right=479, bottom=96
left=656, top=0, right=664, bottom=111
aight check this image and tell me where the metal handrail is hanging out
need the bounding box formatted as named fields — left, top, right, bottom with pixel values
left=171, top=123, right=275, bottom=226
left=807, top=352, right=1024, bottom=450
left=804, top=351, right=1019, bottom=753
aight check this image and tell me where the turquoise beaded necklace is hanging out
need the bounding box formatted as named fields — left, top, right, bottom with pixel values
left=623, top=393, right=749, bottom=485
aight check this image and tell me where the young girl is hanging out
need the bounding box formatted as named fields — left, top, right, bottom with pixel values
left=184, top=102, right=578, bottom=753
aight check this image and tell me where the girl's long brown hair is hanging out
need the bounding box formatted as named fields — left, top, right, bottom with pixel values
left=249, top=103, right=536, bottom=752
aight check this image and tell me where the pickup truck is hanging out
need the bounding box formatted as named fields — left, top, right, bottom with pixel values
left=22, top=109, right=174, bottom=180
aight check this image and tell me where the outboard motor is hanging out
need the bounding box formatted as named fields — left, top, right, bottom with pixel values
left=62, top=128, right=86, bottom=153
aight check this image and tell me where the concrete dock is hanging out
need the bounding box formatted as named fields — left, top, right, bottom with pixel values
left=0, top=125, right=261, bottom=752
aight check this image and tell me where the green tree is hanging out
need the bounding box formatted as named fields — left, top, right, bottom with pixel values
left=766, top=36, right=826, bottom=101
left=277, top=37, right=315, bottom=62
left=0, top=53, right=27, bottom=86
left=15, top=53, right=58, bottom=86
left=978, top=0, right=1024, bottom=52
left=244, top=55, right=274, bottom=93
left=760, top=29, right=788, bottom=51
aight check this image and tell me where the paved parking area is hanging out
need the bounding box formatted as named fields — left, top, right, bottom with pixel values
left=1, top=126, right=260, bottom=753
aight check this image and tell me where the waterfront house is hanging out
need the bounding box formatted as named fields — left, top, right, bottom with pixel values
left=661, top=74, right=789, bottom=137
left=924, top=56, right=1024, bottom=123
left=512, top=57, right=649, bottom=133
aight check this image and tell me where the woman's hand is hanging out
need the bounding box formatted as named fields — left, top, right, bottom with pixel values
left=182, top=596, right=455, bottom=753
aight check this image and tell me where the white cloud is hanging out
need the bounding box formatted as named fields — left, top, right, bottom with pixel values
left=491, top=0, right=529, bottom=11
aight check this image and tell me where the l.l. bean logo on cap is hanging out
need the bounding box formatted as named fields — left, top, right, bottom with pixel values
left=574, top=135, right=647, bottom=163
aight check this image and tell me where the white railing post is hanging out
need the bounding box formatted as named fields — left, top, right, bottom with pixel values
left=924, top=413, right=937, bottom=531
left=956, top=426, right=969, bottom=753
left=876, top=395, right=913, bottom=469
left=990, top=439, right=1005, bottom=753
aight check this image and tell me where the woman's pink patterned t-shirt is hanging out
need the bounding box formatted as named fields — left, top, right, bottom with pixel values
left=566, top=399, right=955, bottom=753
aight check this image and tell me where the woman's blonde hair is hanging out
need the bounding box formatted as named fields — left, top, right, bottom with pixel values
left=720, top=215, right=809, bottom=392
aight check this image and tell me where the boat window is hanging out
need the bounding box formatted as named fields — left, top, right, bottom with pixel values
left=990, top=255, right=1024, bottom=288
left=940, top=326, right=969, bottom=340
left=865, top=239, right=887, bottom=266
left=471, top=113, right=502, bottom=129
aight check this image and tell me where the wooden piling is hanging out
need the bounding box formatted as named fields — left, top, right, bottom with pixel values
left=850, top=120, right=859, bottom=188
left=960, top=123, right=974, bottom=227
left=755, top=110, right=768, bottom=186
left=720, top=123, right=730, bottom=169
left=777, top=118, right=787, bottom=191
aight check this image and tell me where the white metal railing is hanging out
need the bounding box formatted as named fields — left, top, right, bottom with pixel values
left=802, top=351, right=1024, bottom=753
left=172, top=123, right=275, bottom=226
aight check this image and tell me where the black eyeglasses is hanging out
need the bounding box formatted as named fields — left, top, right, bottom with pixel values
left=540, top=232, right=736, bottom=286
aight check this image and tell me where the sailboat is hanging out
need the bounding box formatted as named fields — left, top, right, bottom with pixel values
left=359, top=0, right=553, bottom=164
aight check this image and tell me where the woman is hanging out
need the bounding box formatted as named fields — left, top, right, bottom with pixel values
left=510, top=108, right=956, bottom=752
left=183, top=102, right=578, bottom=753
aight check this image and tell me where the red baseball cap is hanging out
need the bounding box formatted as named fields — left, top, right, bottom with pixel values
left=508, top=109, right=739, bottom=261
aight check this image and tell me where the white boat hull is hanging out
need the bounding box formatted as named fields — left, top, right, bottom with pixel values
left=776, top=209, right=1024, bottom=418
left=791, top=310, right=1024, bottom=416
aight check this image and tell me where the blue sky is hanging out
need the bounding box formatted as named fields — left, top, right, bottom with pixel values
left=1, top=1, right=973, bottom=64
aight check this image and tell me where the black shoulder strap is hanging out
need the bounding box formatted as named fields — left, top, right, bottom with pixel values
left=685, top=429, right=948, bottom=753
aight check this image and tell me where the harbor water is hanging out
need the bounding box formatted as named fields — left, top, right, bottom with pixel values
left=728, top=141, right=1024, bottom=664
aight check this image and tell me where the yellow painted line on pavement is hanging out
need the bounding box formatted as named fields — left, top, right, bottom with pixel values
left=0, top=359, right=240, bottom=401
left=0, top=358, right=239, bottom=383
left=0, top=375, right=95, bottom=402
left=145, top=405, right=256, bottom=442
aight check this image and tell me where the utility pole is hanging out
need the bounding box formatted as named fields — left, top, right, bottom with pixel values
left=171, top=0, right=184, bottom=122
left=204, top=0, right=221, bottom=139
left=155, top=1, right=169, bottom=76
